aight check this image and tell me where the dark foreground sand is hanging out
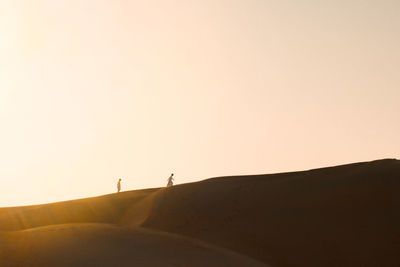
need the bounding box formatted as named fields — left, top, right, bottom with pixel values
left=1, top=159, right=399, bottom=266
left=0, top=224, right=264, bottom=267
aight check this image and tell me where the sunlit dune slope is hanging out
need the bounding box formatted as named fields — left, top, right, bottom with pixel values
left=0, top=188, right=158, bottom=231
left=1, top=159, right=400, bottom=267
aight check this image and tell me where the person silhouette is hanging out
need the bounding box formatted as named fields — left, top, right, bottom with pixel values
left=167, top=173, right=174, bottom=187
left=117, top=178, right=122, bottom=193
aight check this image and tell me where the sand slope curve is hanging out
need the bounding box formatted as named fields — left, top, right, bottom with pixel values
left=1, top=159, right=400, bottom=266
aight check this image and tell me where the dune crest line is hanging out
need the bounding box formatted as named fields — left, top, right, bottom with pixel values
left=1, top=159, right=400, bottom=266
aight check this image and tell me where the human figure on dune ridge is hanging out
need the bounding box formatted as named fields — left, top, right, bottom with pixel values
left=117, top=178, right=122, bottom=193
left=167, top=173, right=174, bottom=187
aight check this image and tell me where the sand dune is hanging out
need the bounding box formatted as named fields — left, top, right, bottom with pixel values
left=0, top=188, right=158, bottom=231
left=1, top=223, right=264, bottom=267
left=1, top=159, right=400, bottom=266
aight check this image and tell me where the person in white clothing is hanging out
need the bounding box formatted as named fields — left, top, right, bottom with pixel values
left=167, top=173, right=174, bottom=187
left=117, top=178, right=122, bottom=193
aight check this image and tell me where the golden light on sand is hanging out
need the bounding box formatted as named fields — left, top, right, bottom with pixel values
left=0, top=1, right=399, bottom=266
left=1, top=160, right=399, bottom=266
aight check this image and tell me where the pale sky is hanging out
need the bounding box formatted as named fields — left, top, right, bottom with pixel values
left=0, top=0, right=399, bottom=207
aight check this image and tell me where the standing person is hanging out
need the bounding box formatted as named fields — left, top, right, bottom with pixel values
left=117, top=178, right=122, bottom=193
left=167, top=173, right=174, bottom=187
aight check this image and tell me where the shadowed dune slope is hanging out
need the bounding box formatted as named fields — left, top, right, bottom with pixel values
left=0, top=224, right=265, bottom=267
left=121, top=159, right=400, bottom=267
left=1, top=159, right=400, bottom=267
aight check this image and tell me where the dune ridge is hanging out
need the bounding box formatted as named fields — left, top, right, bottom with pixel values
left=1, top=159, right=400, bottom=266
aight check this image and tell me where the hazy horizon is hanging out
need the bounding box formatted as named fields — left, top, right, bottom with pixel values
left=1, top=0, right=399, bottom=207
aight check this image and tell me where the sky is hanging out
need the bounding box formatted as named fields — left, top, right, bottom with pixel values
left=0, top=0, right=399, bottom=207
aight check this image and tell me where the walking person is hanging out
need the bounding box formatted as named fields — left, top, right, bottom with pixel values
left=117, top=178, right=122, bottom=193
left=167, top=173, right=174, bottom=187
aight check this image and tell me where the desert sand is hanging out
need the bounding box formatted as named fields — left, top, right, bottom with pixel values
left=1, top=159, right=399, bottom=266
